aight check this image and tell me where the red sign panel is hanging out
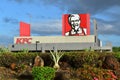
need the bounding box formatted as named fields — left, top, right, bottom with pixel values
left=20, top=21, right=31, bottom=36
left=16, top=37, right=32, bottom=44
left=62, top=14, right=90, bottom=36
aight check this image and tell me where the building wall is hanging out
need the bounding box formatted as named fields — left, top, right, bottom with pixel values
left=9, top=43, right=95, bottom=52
left=14, top=35, right=95, bottom=44
left=9, top=42, right=112, bottom=52
left=10, top=35, right=113, bottom=52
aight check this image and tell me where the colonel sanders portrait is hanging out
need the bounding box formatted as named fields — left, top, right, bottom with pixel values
left=65, top=14, right=87, bottom=36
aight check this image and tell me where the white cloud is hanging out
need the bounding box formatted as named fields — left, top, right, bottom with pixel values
left=31, top=19, right=62, bottom=36
left=104, top=24, right=113, bottom=30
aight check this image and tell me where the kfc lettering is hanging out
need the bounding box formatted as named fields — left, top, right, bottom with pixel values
left=16, top=38, right=32, bottom=44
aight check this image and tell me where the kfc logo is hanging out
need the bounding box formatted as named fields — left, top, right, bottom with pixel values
left=16, top=38, right=32, bottom=44
left=62, top=14, right=90, bottom=36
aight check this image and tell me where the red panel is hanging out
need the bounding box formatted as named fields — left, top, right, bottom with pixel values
left=80, top=14, right=90, bottom=35
left=20, top=21, right=30, bottom=36
left=62, top=13, right=90, bottom=36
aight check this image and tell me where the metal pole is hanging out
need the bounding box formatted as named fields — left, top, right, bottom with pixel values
left=36, top=41, right=39, bottom=52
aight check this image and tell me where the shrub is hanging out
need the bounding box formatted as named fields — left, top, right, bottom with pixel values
left=13, top=52, right=37, bottom=65
left=113, top=47, right=120, bottom=52
left=0, top=52, right=37, bottom=67
left=0, top=48, right=10, bottom=54
left=0, top=53, right=17, bottom=67
left=114, top=52, right=120, bottom=62
left=61, top=52, right=99, bottom=68
left=0, top=52, right=53, bottom=68
left=32, top=66, right=56, bottom=80
left=72, top=64, right=117, bottom=80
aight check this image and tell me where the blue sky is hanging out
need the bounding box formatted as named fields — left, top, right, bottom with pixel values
left=0, top=0, right=120, bottom=46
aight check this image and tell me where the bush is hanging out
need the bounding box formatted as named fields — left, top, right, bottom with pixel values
left=61, top=52, right=99, bottom=68
left=0, top=53, right=17, bottom=67
left=32, top=67, right=56, bottom=80
left=0, top=48, right=10, bottom=53
left=13, top=52, right=37, bottom=65
left=0, top=52, right=54, bottom=68
left=114, top=52, right=120, bottom=62
left=0, top=52, right=36, bottom=67
left=72, top=64, right=117, bottom=80
left=113, top=47, right=120, bottom=52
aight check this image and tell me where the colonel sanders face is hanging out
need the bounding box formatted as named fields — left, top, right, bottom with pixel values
left=68, top=14, right=81, bottom=31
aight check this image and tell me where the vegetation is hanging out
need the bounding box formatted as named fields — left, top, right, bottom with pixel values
left=114, top=52, right=120, bottom=62
left=0, top=48, right=119, bottom=79
left=50, top=51, right=64, bottom=70
left=112, top=47, right=120, bottom=62
left=0, top=52, right=37, bottom=67
left=113, top=47, right=120, bottom=52
left=72, top=64, right=117, bottom=80
left=61, top=51, right=101, bottom=68
left=32, top=67, right=55, bottom=80
left=0, top=47, right=10, bottom=53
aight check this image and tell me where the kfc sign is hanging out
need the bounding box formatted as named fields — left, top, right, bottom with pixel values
left=16, top=38, right=32, bottom=44
left=20, top=22, right=31, bottom=36
left=62, top=14, right=90, bottom=36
